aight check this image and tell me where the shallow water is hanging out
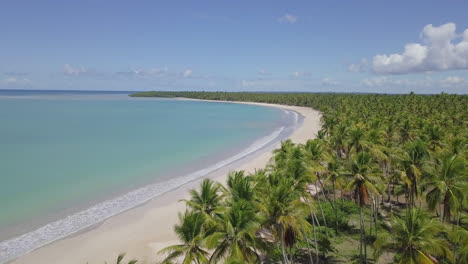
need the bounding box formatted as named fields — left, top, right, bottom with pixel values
left=0, top=90, right=298, bottom=262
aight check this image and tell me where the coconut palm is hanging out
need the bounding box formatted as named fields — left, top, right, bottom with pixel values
left=258, top=176, right=311, bottom=264
left=422, top=124, right=445, bottom=152
left=345, top=151, right=381, bottom=263
left=226, top=170, right=255, bottom=203
left=106, top=254, right=137, bottom=264
left=205, top=200, right=262, bottom=263
left=347, top=124, right=369, bottom=154
left=181, top=178, right=223, bottom=219
left=159, top=211, right=210, bottom=264
left=448, top=225, right=468, bottom=264
left=272, top=139, right=295, bottom=169
left=424, top=153, right=467, bottom=222
left=374, top=209, right=452, bottom=264
left=400, top=140, right=428, bottom=207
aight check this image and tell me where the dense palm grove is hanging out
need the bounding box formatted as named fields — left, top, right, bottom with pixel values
left=129, top=91, right=467, bottom=264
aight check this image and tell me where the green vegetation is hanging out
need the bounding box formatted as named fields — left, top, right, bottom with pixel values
left=129, top=91, right=467, bottom=263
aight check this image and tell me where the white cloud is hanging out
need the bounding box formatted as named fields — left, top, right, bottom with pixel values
left=4, top=72, right=28, bottom=77
left=321, top=78, right=339, bottom=86
left=241, top=78, right=309, bottom=91
left=116, top=67, right=168, bottom=78
left=181, top=69, right=193, bottom=78
left=1, top=77, right=31, bottom=86
left=278, top=13, right=298, bottom=24
left=360, top=75, right=468, bottom=90
left=440, top=76, right=466, bottom=87
left=372, top=23, right=468, bottom=74
left=362, top=77, right=390, bottom=87
left=63, top=64, right=90, bottom=76
left=290, top=71, right=311, bottom=78
left=257, top=69, right=271, bottom=76
left=348, top=59, right=369, bottom=73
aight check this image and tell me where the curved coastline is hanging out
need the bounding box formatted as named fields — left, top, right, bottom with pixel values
left=8, top=100, right=321, bottom=264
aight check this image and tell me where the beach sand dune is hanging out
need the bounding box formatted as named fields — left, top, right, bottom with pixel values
left=11, top=101, right=321, bottom=264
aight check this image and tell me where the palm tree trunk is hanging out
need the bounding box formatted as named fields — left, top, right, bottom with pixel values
left=358, top=190, right=368, bottom=264
left=318, top=179, right=337, bottom=235
left=332, top=183, right=339, bottom=233
left=359, top=204, right=363, bottom=264
left=311, top=212, right=319, bottom=264
left=301, top=228, right=314, bottom=264
left=280, top=226, right=289, bottom=264
left=368, top=196, right=373, bottom=237
left=443, top=193, right=451, bottom=222
left=315, top=182, right=329, bottom=239
left=374, top=196, right=379, bottom=235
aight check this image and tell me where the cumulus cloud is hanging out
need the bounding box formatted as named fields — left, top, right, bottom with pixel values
left=290, top=71, right=311, bottom=78
left=348, top=59, right=369, bottom=73
left=440, top=76, right=466, bottom=87
left=115, top=67, right=168, bottom=78
left=372, top=23, right=468, bottom=74
left=116, top=67, right=199, bottom=79
left=4, top=71, right=29, bottom=77
left=1, top=77, right=31, bottom=86
left=321, top=78, right=339, bottom=86
left=278, top=13, right=298, bottom=24
left=361, top=75, right=468, bottom=90
left=257, top=69, right=271, bottom=76
left=63, top=64, right=91, bottom=76
left=181, top=69, right=193, bottom=78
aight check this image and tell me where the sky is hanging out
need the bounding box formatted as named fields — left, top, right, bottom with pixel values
left=1, top=0, right=468, bottom=94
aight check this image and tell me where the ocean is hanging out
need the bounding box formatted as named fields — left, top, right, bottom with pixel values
left=0, top=90, right=300, bottom=262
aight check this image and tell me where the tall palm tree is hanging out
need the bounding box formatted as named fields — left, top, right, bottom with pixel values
left=258, top=176, right=311, bottom=264
left=330, top=123, right=348, bottom=158
left=347, top=124, right=368, bottom=154
left=448, top=225, right=468, bottom=264
left=345, top=151, right=381, bottom=263
left=424, top=153, right=466, bottom=222
left=107, top=254, right=137, bottom=264
left=272, top=140, right=295, bottom=169
left=226, top=170, right=255, bottom=203
left=400, top=140, right=428, bottom=208
left=159, top=211, right=210, bottom=264
left=374, top=209, right=452, bottom=264
left=181, top=178, right=223, bottom=219
left=324, top=156, right=346, bottom=232
left=422, top=124, right=445, bottom=152
left=205, top=200, right=262, bottom=263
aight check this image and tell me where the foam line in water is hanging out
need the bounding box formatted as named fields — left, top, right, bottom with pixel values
left=0, top=126, right=285, bottom=263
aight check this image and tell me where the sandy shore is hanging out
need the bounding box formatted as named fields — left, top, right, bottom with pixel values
left=11, top=100, right=321, bottom=264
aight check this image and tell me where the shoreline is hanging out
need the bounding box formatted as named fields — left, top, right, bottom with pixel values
left=9, top=100, right=321, bottom=264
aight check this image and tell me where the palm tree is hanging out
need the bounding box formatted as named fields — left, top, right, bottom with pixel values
left=159, top=211, right=210, bottom=264
left=422, top=124, right=445, bottom=152
left=374, top=209, right=452, bottom=264
left=324, top=156, right=346, bottom=232
left=205, top=200, right=262, bottom=263
left=181, top=178, right=222, bottom=219
left=424, top=153, right=466, bottom=222
left=400, top=140, right=428, bottom=208
left=330, top=123, right=348, bottom=158
left=107, top=254, right=137, bottom=264
left=345, top=151, right=381, bottom=263
left=258, top=176, right=311, bottom=264
left=226, top=170, right=255, bottom=203
left=272, top=140, right=295, bottom=169
left=448, top=225, right=468, bottom=264
left=347, top=124, right=368, bottom=153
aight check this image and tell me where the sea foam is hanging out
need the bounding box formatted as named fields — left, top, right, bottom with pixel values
left=0, top=126, right=287, bottom=263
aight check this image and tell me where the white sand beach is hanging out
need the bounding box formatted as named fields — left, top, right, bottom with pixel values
left=11, top=101, right=321, bottom=264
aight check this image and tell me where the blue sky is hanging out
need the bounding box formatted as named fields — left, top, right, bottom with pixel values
left=1, top=0, right=468, bottom=93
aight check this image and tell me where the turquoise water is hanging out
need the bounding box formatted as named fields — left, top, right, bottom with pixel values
left=0, top=91, right=298, bottom=262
